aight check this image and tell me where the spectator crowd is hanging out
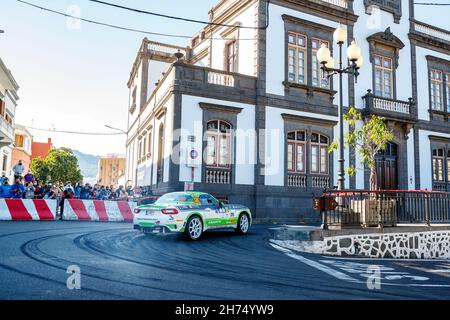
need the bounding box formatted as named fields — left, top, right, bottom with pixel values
left=0, top=160, right=135, bottom=201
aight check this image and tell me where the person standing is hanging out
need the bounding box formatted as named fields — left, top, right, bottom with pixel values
left=12, top=160, right=25, bottom=180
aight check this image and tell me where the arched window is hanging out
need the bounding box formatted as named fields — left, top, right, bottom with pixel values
left=287, top=130, right=306, bottom=173
left=311, top=133, right=329, bottom=174
left=206, top=120, right=232, bottom=168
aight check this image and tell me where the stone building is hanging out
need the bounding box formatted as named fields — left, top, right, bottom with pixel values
left=11, top=124, right=33, bottom=174
left=0, top=57, right=19, bottom=178
left=125, top=0, right=450, bottom=221
left=97, top=155, right=126, bottom=187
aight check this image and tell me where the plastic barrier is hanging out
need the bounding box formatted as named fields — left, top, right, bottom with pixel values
left=63, top=199, right=136, bottom=222
left=0, top=199, right=57, bottom=221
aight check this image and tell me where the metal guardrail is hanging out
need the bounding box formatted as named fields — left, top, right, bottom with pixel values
left=315, top=190, right=450, bottom=229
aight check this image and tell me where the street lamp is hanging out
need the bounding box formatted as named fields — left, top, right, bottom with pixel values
left=105, top=124, right=127, bottom=135
left=316, top=23, right=362, bottom=191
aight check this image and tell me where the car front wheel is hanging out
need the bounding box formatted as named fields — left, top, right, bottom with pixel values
left=185, top=216, right=203, bottom=240
left=235, top=213, right=250, bottom=234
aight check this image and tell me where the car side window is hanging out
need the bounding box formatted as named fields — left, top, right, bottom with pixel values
left=199, top=194, right=218, bottom=207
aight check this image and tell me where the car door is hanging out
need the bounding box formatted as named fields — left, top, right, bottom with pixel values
left=199, top=194, right=224, bottom=228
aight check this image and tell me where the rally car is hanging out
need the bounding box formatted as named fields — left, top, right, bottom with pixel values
left=133, top=191, right=252, bottom=240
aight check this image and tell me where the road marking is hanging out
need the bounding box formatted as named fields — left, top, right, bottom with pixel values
left=270, top=243, right=358, bottom=282
left=270, top=242, right=450, bottom=288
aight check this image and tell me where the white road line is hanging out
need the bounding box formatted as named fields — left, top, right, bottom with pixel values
left=270, top=242, right=450, bottom=288
left=270, top=243, right=358, bottom=283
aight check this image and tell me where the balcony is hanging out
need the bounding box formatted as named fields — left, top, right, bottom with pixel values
left=287, top=174, right=307, bottom=188
left=174, top=63, right=257, bottom=103
left=362, top=90, right=417, bottom=123
left=206, top=168, right=231, bottom=184
left=433, top=181, right=449, bottom=192
left=412, top=20, right=450, bottom=43
left=0, top=117, right=14, bottom=147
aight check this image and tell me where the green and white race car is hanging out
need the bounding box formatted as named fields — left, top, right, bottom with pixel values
left=133, top=191, right=252, bottom=240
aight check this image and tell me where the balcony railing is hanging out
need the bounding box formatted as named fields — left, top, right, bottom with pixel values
left=207, top=71, right=235, bottom=87
left=321, top=0, right=348, bottom=9
left=206, top=169, right=231, bottom=184
left=145, top=40, right=189, bottom=60
left=362, top=90, right=416, bottom=120
left=287, top=174, right=307, bottom=188
left=177, top=63, right=257, bottom=91
left=312, top=176, right=330, bottom=189
left=412, top=20, right=450, bottom=43
left=433, top=182, right=449, bottom=192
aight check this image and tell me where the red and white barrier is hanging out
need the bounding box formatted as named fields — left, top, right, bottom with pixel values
left=63, top=199, right=136, bottom=222
left=0, top=199, right=57, bottom=221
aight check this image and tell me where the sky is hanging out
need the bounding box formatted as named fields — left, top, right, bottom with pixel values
left=0, top=0, right=448, bottom=157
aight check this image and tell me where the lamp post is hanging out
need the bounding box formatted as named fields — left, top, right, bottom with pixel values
left=316, top=24, right=363, bottom=191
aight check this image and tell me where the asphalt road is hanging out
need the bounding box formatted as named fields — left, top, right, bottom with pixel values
left=1, top=221, right=450, bottom=300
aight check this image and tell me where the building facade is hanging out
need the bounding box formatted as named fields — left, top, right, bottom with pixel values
left=11, top=124, right=33, bottom=174
left=125, top=0, right=450, bottom=221
left=31, top=137, right=52, bottom=160
left=97, top=155, right=126, bottom=187
left=0, top=58, right=18, bottom=178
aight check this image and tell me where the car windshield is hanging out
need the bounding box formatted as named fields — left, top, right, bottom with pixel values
left=155, top=193, right=194, bottom=205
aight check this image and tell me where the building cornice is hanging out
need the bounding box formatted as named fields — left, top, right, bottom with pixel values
left=281, top=113, right=338, bottom=126
left=274, top=0, right=358, bottom=25
left=409, top=32, right=450, bottom=56
left=199, top=102, right=243, bottom=114
left=0, top=58, right=19, bottom=92
left=282, top=14, right=336, bottom=33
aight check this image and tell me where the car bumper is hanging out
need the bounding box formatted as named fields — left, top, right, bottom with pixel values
left=134, top=224, right=180, bottom=234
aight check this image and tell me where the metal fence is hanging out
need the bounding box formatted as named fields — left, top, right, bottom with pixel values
left=317, top=190, right=450, bottom=229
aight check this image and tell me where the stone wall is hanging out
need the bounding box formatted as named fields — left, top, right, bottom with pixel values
left=324, top=231, right=450, bottom=259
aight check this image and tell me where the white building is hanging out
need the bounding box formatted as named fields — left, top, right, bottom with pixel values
left=0, top=58, right=18, bottom=178
left=125, top=0, right=450, bottom=221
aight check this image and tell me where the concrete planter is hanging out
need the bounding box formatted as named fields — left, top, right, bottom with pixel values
left=351, top=199, right=397, bottom=227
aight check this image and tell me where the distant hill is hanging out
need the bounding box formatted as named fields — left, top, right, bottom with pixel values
left=72, top=150, right=100, bottom=179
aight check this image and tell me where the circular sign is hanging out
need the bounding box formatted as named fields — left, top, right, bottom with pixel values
left=190, top=149, right=198, bottom=160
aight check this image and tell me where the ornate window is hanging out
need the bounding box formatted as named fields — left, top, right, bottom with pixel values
left=311, top=38, right=330, bottom=89
left=430, top=69, right=444, bottom=111
left=446, top=74, right=450, bottom=113
left=287, top=32, right=307, bottom=84
left=225, top=40, right=237, bottom=73
left=374, top=55, right=393, bottom=98
left=448, top=149, right=450, bottom=182
left=311, top=133, right=329, bottom=174
left=287, top=130, right=306, bottom=173
left=205, top=120, right=232, bottom=168
left=432, top=148, right=445, bottom=181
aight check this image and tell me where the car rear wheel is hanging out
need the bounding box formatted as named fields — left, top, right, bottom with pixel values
left=185, top=216, right=203, bottom=240
left=235, top=213, right=250, bottom=234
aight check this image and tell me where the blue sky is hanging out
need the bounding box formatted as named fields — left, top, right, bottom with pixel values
left=0, top=0, right=448, bottom=156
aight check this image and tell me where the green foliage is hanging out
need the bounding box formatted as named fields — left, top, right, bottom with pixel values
left=330, top=106, right=394, bottom=190
left=30, top=147, right=83, bottom=184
